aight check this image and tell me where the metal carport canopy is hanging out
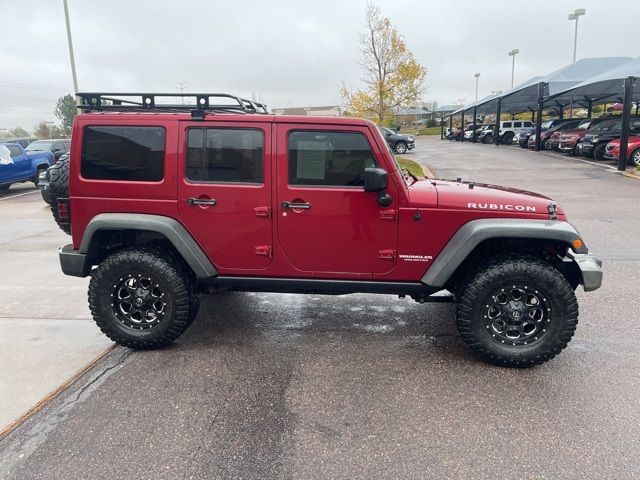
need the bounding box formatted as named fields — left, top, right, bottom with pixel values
left=545, top=57, right=640, bottom=105
left=545, top=57, right=640, bottom=171
left=500, top=57, right=633, bottom=112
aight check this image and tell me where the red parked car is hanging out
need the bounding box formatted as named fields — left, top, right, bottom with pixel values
left=527, top=119, right=583, bottom=150
left=45, top=92, right=602, bottom=368
left=604, top=136, right=640, bottom=166
left=557, top=118, right=612, bottom=155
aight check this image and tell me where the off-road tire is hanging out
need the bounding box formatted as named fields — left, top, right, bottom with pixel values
left=395, top=142, right=408, bottom=154
left=145, top=243, right=201, bottom=325
left=483, top=134, right=494, bottom=144
left=46, top=156, right=70, bottom=234
left=455, top=255, right=578, bottom=368
left=88, top=247, right=193, bottom=349
left=593, top=143, right=606, bottom=161
left=503, top=132, right=514, bottom=145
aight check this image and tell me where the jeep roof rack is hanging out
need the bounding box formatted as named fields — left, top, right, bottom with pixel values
left=76, top=92, right=269, bottom=118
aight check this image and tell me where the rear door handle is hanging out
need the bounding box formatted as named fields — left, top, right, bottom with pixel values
left=187, top=198, right=217, bottom=206
left=282, top=201, right=311, bottom=209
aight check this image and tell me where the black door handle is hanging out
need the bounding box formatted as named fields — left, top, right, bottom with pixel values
left=282, top=201, right=311, bottom=209
left=187, top=198, right=217, bottom=206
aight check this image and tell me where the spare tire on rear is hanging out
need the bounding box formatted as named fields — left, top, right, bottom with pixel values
left=46, top=156, right=71, bottom=235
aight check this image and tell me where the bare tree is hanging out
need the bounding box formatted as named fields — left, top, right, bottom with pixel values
left=341, top=2, right=427, bottom=124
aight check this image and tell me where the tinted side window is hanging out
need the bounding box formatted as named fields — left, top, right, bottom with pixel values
left=186, top=128, right=263, bottom=183
left=288, top=131, right=376, bottom=187
left=503, top=122, right=512, bottom=128
left=8, top=145, right=22, bottom=158
left=524, top=122, right=534, bottom=127
left=513, top=122, right=522, bottom=128
left=81, top=126, right=165, bottom=181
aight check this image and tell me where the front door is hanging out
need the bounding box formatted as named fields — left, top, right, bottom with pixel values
left=276, top=125, right=398, bottom=277
left=177, top=122, right=272, bottom=272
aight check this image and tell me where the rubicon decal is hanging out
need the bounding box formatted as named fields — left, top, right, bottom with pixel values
left=399, top=254, right=433, bottom=262
left=467, top=203, right=536, bottom=212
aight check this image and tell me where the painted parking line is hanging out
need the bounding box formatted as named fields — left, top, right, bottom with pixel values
left=0, top=190, right=39, bottom=201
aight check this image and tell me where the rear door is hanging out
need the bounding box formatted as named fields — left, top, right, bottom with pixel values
left=9, top=145, right=29, bottom=179
left=177, top=121, right=273, bottom=272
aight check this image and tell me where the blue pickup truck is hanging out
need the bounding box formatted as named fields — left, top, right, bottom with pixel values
left=0, top=142, right=55, bottom=191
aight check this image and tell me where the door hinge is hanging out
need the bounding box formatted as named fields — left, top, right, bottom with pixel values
left=379, top=209, right=397, bottom=221
left=255, top=245, right=272, bottom=258
left=378, top=249, right=396, bottom=260
left=253, top=206, right=271, bottom=218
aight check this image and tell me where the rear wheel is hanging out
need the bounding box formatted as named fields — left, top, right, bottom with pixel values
left=503, top=132, right=514, bottom=145
left=455, top=255, right=578, bottom=367
left=33, top=165, right=47, bottom=187
left=89, top=247, right=194, bottom=349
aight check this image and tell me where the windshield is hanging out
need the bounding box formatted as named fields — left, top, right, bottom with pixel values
left=541, top=121, right=553, bottom=130
left=379, top=127, right=394, bottom=136
left=590, top=120, right=619, bottom=133
left=26, top=140, right=54, bottom=151
left=576, top=120, right=591, bottom=130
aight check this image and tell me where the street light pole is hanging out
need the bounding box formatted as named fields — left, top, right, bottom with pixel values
left=474, top=73, right=481, bottom=102
left=568, top=9, right=586, bottom=63
left=508, top=49, right=519, bottom=88
left=63, top=0, right=79, bottom=95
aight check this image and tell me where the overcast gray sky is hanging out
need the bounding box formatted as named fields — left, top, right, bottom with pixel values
left=1, top=0, right=639, bottom=131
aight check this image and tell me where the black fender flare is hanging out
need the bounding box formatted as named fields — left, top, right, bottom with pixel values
left=79, top=213, right=217, bottom=278
left=421, top=218, right=587, bottom=287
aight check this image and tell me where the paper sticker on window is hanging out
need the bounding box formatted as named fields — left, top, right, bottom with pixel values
left=297, top=141, right=326, bottom=179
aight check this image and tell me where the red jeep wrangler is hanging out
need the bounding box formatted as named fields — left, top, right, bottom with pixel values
left=48, top=93, right=602, bottom=367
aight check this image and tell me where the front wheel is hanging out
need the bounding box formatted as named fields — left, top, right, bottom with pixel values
left=629, top=148, right=640, bottom=167
left=88, top=247, right=194, bottom=349
left=593, top=143, right=606, bottom=161
left=483, top=134, right=494, bottom=144
left=394, top=142, right=408, bottom=154
left=455, top=255, right=578, bottom=367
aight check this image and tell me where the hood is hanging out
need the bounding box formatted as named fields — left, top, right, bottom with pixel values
left=429, top=179, right=562, bottom=216
left=397, top=133, right=415, bottom=140
left=559, top=128, right=587, bottom=137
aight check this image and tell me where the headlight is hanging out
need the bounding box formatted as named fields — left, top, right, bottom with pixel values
left=590, top=136, right=599, bottom=143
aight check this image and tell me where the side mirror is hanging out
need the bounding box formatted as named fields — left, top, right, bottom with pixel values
left=364, top=167, right=388, bottom=192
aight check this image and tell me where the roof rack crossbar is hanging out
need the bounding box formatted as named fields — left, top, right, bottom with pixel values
left=75, top=92, right=269, bottom=115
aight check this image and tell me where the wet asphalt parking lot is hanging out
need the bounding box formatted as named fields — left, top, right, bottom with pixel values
left=1, top=136, right=639, bottom=479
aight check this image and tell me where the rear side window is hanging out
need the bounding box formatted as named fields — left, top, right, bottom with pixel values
left=186, top=128, right=263, bottom=183
left=513, top=122, right=522, bottom=128
left=288, top=131, right=377, bottom=187
left=524, top=122, right=534, bottom=127
left=7, top=145, right=21, bottom=158
left=81, top=126, right=165, bottom=181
